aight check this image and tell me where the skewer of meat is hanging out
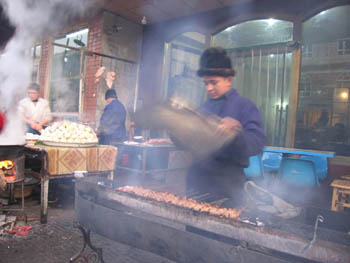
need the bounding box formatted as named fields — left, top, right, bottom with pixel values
left=117, top=186, right=241, bottom=219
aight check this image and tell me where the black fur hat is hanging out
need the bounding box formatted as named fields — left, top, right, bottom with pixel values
left=105, top=89, right=118, bottom=100
left=28, top=83, right=40, bottom=92
left=197, top=47, right=235, bottom=77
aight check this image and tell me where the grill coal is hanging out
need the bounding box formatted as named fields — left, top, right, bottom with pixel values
left=0, top=145, right=25, bottom=203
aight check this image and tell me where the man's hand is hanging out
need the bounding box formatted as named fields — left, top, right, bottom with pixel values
left=31, top=122, right=43, bottom=131
left=95, top=66, right=106, bottom=78
left=216, top=117, right=242, bottom=136
left=95, top=66, right=106, bottom=83
left=106, top=71, right=116, bottom=89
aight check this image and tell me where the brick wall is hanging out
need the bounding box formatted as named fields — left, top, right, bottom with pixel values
left=82, top=12, right=104, bottom=123
left=37, top=13, right=104, bottom=123
left=37, top=10, right=142, bottom=125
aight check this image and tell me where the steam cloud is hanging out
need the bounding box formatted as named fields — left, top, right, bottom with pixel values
left=0, top=0, right=99, bottom=145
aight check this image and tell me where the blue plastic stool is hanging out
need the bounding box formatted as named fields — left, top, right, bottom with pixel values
left=278, top=157, right=319, bottom=187
left=262, top=152, right=283, bottom=173
left=244, top=154, right=264, bottom=179
left=300, top=155, right=328, bottom=180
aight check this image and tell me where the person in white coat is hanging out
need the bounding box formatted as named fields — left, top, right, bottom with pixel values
left=18, top=83, right=52, bottom=134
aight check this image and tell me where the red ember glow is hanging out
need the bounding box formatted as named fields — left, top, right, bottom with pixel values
left=0, top=160, right=14, bottom=170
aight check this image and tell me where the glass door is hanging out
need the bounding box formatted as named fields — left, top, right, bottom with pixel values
left=227, top=45, right=292, bottom=146
left=212, top=19, right=294, bottom=146
left=162, top=32, right=207, bottom=108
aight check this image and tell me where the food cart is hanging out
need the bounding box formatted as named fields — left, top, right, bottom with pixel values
left=24, top=121, right=118, bottom=223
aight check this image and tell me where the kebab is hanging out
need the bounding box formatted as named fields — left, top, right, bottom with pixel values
left=118, top=186, right=242, bottom=219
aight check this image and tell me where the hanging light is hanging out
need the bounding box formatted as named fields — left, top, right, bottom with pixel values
left=267, top=18, right=277, bottom=27
left=340, top=91, right=348, bottom=100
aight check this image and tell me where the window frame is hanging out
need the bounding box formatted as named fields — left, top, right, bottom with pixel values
left=49, top=28, right=89, bottom=117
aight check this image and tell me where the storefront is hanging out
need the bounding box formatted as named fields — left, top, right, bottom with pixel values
left=138, top=0, right=350, bottom=162
left=2, top=0, right=350, bottom=160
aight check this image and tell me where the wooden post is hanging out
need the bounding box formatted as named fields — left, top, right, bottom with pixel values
left=40, top=176, right=49, bottom=224
left=285, top=19, right=302, bottom=148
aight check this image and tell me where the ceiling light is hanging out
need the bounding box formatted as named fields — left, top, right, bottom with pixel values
left=340, top=92, right=348, bottom=100
left=267, top=18, right=277, bottom=26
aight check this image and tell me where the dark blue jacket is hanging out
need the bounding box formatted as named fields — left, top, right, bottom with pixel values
left=98, top=99, right=127, bottom=145
left=186, top=89, right=266, bottom=200
left=200, top=88, right=266, bottom=167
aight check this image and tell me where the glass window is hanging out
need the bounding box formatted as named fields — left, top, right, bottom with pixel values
left=338, top=38, right=350, bottom=56
left=50, top=46, right=83, bottom=113
left=213, top=19, right=293, bottom=49
left=163, top=32, right=206, bottom=107
left=213, top=20, right=294, bottom=146
left=299, top=75, right=312, bottom=97
left=54, top=28, right=89, bottom=49
left=49, top=28, right=88, bottom=114
left=296, top=5, right=350, bottom=156
left=31, top=45, right=41, bottom=59
left=302, top=44, right=313, bottom=57
left=31, top=44, right=41, bottom=82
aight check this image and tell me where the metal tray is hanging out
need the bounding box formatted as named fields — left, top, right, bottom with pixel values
left=132, top=102, right=238, bottom=158
left=42, top=141, right=98, bottom=148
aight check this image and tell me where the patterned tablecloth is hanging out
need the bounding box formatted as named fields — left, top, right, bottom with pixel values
left=26, top=144, right=118, bottom=176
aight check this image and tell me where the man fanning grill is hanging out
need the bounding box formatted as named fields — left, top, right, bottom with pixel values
left=186, top=47, right=266, bottom=208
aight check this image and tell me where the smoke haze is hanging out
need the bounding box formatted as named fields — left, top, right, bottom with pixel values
left=0, top=0, right=99, bottom=144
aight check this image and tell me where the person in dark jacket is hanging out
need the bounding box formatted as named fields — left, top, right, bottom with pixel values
left=97, top=89, right=127, bottom=145
left=187, top=47, right=266, bottom=208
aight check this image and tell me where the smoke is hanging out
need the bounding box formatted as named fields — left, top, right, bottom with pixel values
left=0, top=0, right=100, bottom=144
left=1, top=0, right=98, bottom=38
